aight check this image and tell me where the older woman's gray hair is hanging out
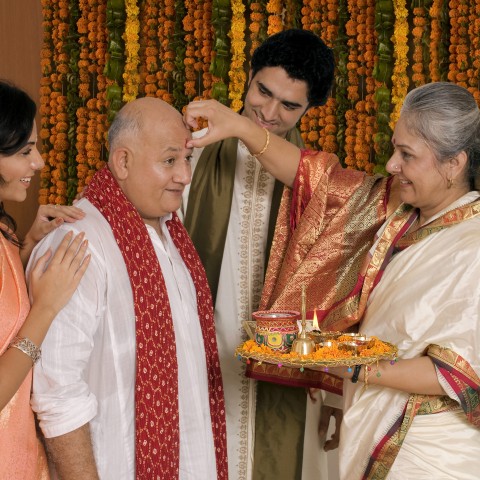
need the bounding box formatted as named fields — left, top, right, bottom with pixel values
left=400, top=82, right=480, bottom=190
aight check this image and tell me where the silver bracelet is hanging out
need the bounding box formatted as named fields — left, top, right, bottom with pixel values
left=8, top=336, right=41, bottom=364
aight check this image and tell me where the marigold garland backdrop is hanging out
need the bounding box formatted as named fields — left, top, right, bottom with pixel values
left=39, top=0, right=480, bottom=205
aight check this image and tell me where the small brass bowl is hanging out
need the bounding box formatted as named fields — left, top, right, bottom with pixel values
left=338, top=341, right=359, bottom=353
left=308, top=331, right=342, bottom=344
left=338, top=332, right=367, bottom=340
left=338, top=337, right=373, bottom=356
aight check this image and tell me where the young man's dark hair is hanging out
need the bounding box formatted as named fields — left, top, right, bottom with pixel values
left=250, top=28, right=335, bottom=107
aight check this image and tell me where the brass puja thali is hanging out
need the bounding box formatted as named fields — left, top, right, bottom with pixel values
left=238, top=322, right=398, bottom=369
left=238, top=288, right=397, bottom=370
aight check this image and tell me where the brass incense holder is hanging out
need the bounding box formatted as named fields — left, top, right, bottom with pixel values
left=291, top=285, right=315, bottom=355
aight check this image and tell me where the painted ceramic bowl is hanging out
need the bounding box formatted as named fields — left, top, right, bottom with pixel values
left=253, top=310, right=300, bottom=352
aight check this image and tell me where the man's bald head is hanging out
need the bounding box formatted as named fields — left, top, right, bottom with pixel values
left=108, top=97, right=185, bottom=153
left=105, top=97, right=193, bottom=227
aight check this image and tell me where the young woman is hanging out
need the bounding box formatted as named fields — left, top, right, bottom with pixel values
left=0, top=80, right=90, bottom=478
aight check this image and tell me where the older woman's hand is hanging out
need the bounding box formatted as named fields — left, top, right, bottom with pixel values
left=21, top=204, right=85, bottom=267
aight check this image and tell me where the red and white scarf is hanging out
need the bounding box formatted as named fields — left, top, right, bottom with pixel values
left=86, top=167, right=227, bottom=479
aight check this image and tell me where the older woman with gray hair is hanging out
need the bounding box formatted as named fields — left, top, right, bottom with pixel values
left=333, top=81, right=480, bottom=479
left=185, top=81, right=480, bottom=479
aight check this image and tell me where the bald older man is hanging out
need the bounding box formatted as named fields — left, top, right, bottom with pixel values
left=28, top=98, right=228, bottom=480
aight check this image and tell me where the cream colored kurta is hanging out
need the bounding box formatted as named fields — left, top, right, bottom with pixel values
left=183, top=134, right=275, bottom=480
left=340, top=193, right=480, bottom=480
left=182, top=133, right=339, bottom=480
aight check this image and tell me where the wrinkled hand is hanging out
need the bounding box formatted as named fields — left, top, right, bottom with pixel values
left=184, top=99, right=249, bottom=148
left=25, top=204, right=86, bottom=245
left=29, top=231, right=91, bottom=316
left=318, top=405, right=343, bottom=452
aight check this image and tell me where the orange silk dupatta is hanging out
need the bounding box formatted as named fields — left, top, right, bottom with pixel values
left=247, top=151, right=400, bottom=391
left=260, top=150, right=399, bottom=326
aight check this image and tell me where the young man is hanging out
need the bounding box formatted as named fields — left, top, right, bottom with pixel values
left=29, top=98, right=228, bottom=479
left=182, top=29, right=336, bottom=480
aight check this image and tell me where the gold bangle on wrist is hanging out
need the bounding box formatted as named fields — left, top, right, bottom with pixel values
left=8, top=336, right=41, bottom=364
left=250, top=127, right=270, bottom=157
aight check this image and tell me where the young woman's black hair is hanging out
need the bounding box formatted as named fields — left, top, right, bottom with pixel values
left=0, top=80, right=37, bottom=244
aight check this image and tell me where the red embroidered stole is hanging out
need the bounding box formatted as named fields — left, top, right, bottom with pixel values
left=85, top=167, right=227, bottom=479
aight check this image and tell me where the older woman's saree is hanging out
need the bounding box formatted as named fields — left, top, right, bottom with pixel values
left=0, top=230, right=49, bottom=479
left=340, top=192, right=480, bottom=480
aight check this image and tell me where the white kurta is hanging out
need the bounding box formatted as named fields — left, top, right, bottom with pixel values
left=340, top=193, right=480, bottom=480
left=29, top=199, right=217, bottom=480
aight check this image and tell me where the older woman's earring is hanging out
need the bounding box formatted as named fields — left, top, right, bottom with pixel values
left=447, top=177, right=453, bottom=189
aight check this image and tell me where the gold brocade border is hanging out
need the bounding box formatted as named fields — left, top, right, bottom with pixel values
left=427, top=344, right=480, bottom=388
left=359, top=204, right=412, bottom=304
left=397, top=199, right=480, bottom=247
left=427, top=344, right=480, bottom=428
left=366, top=392, right=460, bottom=480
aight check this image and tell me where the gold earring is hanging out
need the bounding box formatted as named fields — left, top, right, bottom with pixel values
left=447, top=177, right=453, bottom=189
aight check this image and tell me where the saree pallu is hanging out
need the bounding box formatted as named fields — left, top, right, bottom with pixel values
left=0, top=230, right=49, bottom=479
left=340, top=197, right=480, bottom=480
left=260, top=150, right=398, bottom=322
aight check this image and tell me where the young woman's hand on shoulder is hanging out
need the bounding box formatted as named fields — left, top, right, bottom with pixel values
left=28, top=230, right=90, bottom=323
left=20, top=204, right=86, bottom=267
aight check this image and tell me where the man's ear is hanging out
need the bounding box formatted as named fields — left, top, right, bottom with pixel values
left=110, top=147, right=130, bottom=180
